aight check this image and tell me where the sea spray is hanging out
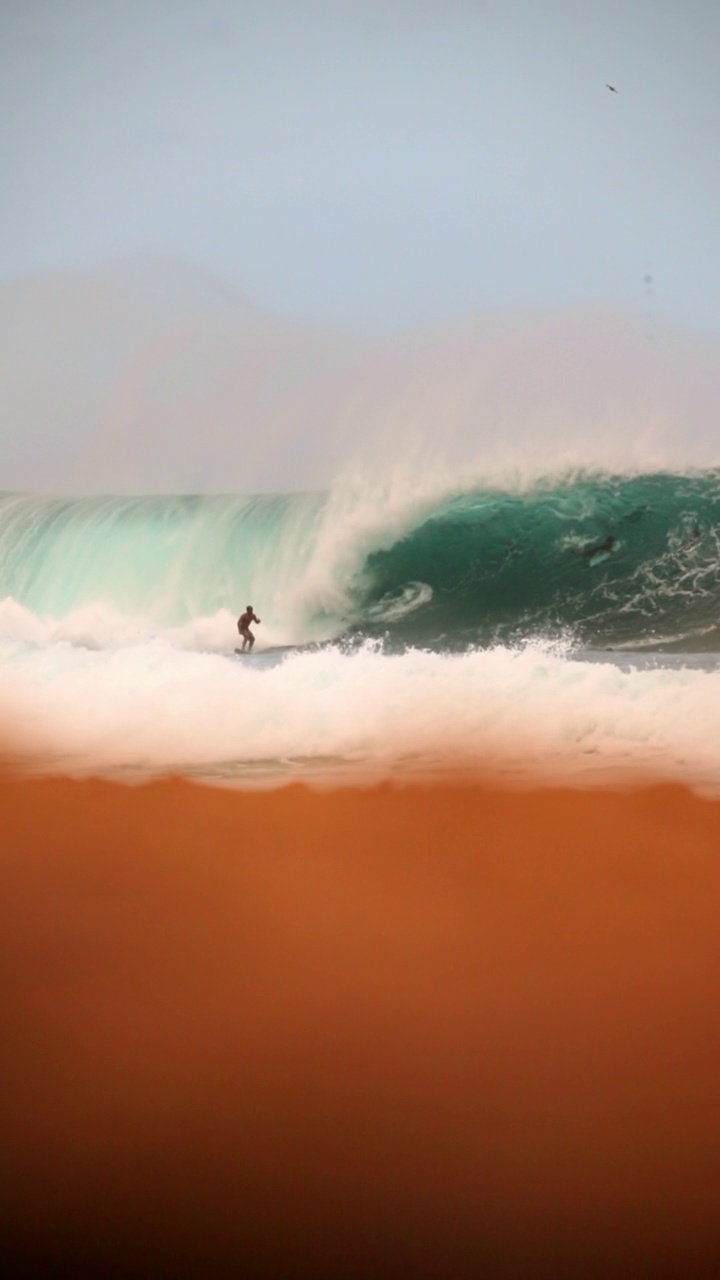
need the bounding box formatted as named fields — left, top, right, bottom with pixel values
left=3, top=637, right=720, bottom=788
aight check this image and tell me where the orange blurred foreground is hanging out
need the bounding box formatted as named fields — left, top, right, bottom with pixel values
left=2, top=769, right=719, bottom=1278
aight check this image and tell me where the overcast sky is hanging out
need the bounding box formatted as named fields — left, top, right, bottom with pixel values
left=1, top=0, right=719, bottom=333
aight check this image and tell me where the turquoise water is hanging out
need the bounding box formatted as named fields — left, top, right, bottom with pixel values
left=3, top=471, right=720, bottom=651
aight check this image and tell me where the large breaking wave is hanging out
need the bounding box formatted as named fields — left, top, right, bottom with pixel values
left=3, top=469, right=720, bottom=652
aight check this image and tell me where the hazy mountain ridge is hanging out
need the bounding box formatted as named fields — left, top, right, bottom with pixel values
left=0, top=257, right=381, bottom=491
left=2, top=256, right=720, bottom=494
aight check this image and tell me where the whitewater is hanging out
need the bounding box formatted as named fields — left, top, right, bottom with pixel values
left=3, top=468, right=720, bottom=789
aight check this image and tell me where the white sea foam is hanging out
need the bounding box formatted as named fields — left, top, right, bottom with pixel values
left=3, top=635, right=720, bottom=791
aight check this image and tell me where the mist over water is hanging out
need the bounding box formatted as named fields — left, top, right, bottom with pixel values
left=3, top=259, right=720, bottom=494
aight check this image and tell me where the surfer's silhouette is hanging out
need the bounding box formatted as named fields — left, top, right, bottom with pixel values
left=237, top=605, right=261, bottom=651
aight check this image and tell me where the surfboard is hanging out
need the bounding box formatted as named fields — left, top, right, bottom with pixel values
left=233, top=644, right=307, bottom=657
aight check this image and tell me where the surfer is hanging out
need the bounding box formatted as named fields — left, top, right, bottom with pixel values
left=237, top=605, right=261, bottom=651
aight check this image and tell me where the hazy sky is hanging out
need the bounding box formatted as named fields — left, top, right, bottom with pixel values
left=1, top=0, right=719, bottom=333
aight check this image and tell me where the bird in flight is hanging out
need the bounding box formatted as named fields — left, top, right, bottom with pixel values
left=606, top=83, right=618, bottom=93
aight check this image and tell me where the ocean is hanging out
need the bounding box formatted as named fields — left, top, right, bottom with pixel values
left=3, top=468, right=720, bottom=789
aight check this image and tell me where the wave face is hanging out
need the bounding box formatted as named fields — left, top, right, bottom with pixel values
left=360, top=472, right=720, bottom=651
left=2, top=472, right=720, bottom=651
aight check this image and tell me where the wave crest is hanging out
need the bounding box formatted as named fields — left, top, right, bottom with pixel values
left=3, top=469, right=720, bottom=651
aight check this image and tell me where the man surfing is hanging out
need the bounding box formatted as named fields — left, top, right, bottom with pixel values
left=237, top=605, right=261, bottom=651
left=237, top=606, right=258, bottom=650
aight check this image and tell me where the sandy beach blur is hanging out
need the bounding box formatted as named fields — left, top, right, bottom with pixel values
left=2, top=765, right=718, bottom=1277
